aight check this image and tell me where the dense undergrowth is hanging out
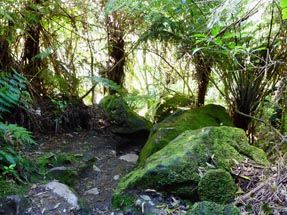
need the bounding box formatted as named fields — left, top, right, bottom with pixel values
left=0, top=71, right=37, bottom=197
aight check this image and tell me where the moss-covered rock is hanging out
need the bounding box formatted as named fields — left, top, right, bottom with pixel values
left=198, top=169, right=236, bottom=204
left=36, top=152, right=96, bottom=186
left=154, top=93, right=193, bottom=122
left=46, top=166, right=78, bottom=186
left=100, top=95, right=152, bottom=134
left=138, top=104, right=233, bottom=163
left=187, top=201, right=241, bottom=215
left=112, top=126, right=269, bottom=208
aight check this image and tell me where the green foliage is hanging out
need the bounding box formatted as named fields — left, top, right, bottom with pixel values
left=0, top=144, right=35, bottom=183
left=280, top=0, right=287, bottom=19
left=91, top=76, right=127, bottom=96
left=0, top=178, right=27, bottom=198
left=187, top=201, right=241, bottom=215
left=154, top=93, right=193, bottom=122
left=0, top=123, right=35, bottom=146
left=0, top=70, right=30, bottom=116
left=0, top=70, right=36, bottom=183
left=2, top=163, right=16, bottom=176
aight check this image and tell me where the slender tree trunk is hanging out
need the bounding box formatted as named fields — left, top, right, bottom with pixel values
left=22, top=0, right=43, bottom=96
left=0, top=20, right=17, bottom=72
left=193, top=52, right=212, bottom=106
left=105, top=11, right=125, bottom=95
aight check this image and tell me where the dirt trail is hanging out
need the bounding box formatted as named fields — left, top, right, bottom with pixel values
left=32, top=130, right=144, bottom=214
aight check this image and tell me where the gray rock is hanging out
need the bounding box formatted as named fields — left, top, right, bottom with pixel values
left=119, top=154, right=138, bottom=163
left=84, top=187, right=99, bottom=196
left=0, top=195, right=30, bottom=215
left=45, top=181, right=80, bottom=210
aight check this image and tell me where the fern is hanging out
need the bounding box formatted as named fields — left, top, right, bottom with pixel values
left=91, top=76, right=127, bottom=96
left=0, top=70, right=36, bottom=182
left=0, top=123, right=35, bottom=145
left=0, top=70, right=30, bottom=118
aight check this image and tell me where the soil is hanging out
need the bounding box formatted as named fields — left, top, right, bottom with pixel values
left=24, top=128, right=147, bottom=215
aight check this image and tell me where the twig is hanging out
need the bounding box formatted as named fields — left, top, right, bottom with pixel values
left=235, top=109, right=287, bottom=145
left=215, top=7, right=259, bottom=38
left=234, top=182, right=265, bottom=205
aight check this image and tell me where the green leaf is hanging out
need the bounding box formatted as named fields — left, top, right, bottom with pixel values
left=282, top=8, right=287, bottom=19
left=192, top=47, right=203, bottom=55
left=0, top=151, right=16, bottom=164
left=211, top=26, right=220, bottom=37
left=0, top=9, right=15, bottom=22
left=280, top=0, right=287, bottom=8
left=191, top=33, right=207, bottom=39
left=213, top=38, right=223, bottom=46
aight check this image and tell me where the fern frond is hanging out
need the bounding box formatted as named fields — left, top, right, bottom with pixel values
left=0, top=70, right=30, bottom=117
left=91, top=76, right=127, bottom=96
left=0, top=123, right=35, bottom=145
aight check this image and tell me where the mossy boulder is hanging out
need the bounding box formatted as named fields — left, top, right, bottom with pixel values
left=112, top=126, right=269, bottom=208
left=187, top=201, right=241, bottom=215
left=154, top=93, right=193, bottom=122
left=100, top=95, right=152, bottom=134
left=138, top=104, right=234, bottom=163
left=198, top=169, right=236, bottom=204
left=46, top=166, right=78, bottom=186
left=36, top=152, right=96, bottom=186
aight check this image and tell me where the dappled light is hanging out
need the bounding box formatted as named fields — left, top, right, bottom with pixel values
left=0, top=0, right=286, bottom=214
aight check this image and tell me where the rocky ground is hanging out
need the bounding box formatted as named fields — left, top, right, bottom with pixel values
left=0, top=128, right=188, bottom=215
left=29, top=129, right=141, bottom=215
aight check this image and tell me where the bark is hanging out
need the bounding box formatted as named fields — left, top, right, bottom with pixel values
left=105, top=11, right=125, bottom=95
left=193, top=53, right=212, bottom=106
left=22, top=0, right=43, bottom=96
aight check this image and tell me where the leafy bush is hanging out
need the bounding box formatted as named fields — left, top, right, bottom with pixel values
left=0, top=70, right=36, bottom=182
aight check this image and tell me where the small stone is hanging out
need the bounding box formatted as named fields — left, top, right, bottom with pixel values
left=110, top=150, right=117, bottom=156
left=119, top=154, right=138, bottom=164
left=140, top=195, right=151, bottom=201
left=135, top=199, right=142, bottom=207
left=113, top=175, right=120, bottom=180
left=93, top=165, right=101, bottom=172
left=84, top=187, right=99, bottom=195
left=48, top=166, right=67, bottom=172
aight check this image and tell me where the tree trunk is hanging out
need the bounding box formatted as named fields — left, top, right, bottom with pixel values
left=193, top=53, right=212, bottom=106
left=22, top=0, right=43, bottom=96
left=0, top=20, right=17, bottom=72
left=105, top=11, right=125, bottom=95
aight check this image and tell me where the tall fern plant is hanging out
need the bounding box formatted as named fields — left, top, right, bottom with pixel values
left=0, top=70, right=35, bottom=181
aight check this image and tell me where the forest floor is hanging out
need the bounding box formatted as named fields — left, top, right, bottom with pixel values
left=25, top=128, right=146, bottom=215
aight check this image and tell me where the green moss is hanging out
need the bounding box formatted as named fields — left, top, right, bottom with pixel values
left=0, top=179, right=28, bottom=198
left=35, top=152, right=84, bottom=185
left=46, top=167, right=78, bottom=186
left=111, top=190, right=137, bottom=211
left=100, top=95, right=152, bottom=134
left=155, top=93, right=193, bottom=122
left=198, top=169, right=237, bottom=204
left=138, top=104, right=233, bottom=163
left=187, top=201, right=241, bottom=215
left=113, top=126, right=269, bottom=209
